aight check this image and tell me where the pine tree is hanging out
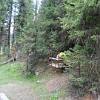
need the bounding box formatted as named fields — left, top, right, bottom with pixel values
left=37, top=0, right=67, bottom=57
left=0, top=0, right=11, bottom=54
left=14, top=0, right=39, bottom=73
left=60, top=0, right=100, bottom=92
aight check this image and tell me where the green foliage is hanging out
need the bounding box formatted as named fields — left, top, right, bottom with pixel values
left=37, top=0, right=67, bottom=55
left=68, top=74, right=85, bottom=87
left=64, top=45, right=88, bottom=66
left=69, top=31, right=85, bottom=39
left=14, top=0, right=39, bottom=72
left=90, top=35, right=97, bottom=41
left=60, top=0, right=84, bottom=29
left=15, top=0, right=35, bottom=51
left=59, top=1, right=100, bottom=93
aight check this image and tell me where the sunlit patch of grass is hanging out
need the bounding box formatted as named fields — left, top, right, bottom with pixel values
left=0, top=61, right=40, bottom=84
left=0, top=62, right=23, bottom=84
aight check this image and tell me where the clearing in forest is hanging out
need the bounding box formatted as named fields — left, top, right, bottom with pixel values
left=0, top=61, right=74, bottom=100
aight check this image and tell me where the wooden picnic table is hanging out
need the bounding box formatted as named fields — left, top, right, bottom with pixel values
left=49, top=57, right=66, bottom=73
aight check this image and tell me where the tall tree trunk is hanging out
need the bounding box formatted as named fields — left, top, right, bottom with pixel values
left=0, top=18, right=4, bottom=54
left=8, top=0, right=13, bottom=57
left=0, top=27, right=3, bottom=54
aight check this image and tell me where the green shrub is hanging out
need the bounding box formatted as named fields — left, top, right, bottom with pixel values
left=68, top=74, right=85, bottom=87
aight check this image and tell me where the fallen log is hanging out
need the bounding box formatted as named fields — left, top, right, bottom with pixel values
left=0, top=58, right=13, bottom=66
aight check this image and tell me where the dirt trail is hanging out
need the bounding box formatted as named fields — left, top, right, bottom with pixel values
left=0, top=73, right=76, bottom=100
left=0, top=82, right=39, bottom=100
left=44, top=74, right=68, bottom=92
left=0, top=74, right=71, bottom=100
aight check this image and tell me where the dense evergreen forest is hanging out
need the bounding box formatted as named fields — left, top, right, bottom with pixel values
left=0, top=0, right=100, bottom=97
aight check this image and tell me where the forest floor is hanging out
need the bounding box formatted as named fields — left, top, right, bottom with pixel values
left=0, top=59, right=75, bottom=100
left=0, top=74, right=74, bottom=100
left=0, top=57, right=99, bottom=100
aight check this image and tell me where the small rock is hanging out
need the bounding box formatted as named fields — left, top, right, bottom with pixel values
left=0, top=93, right=9, bottom=100
left=36, top=81, right=40, bottom=83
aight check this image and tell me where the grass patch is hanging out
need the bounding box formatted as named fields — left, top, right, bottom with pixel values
left=0, top=61, right=39, bottom=84
left=0, top=62, right=23, bottom=84
left=32, top=81, right=66, bottom=100
left=49, top=90, right=65, bottom=100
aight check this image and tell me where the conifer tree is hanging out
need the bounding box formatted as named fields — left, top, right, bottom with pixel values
left=37, top=0, right=67, bottom=57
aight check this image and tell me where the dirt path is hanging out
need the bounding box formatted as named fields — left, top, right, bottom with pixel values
left=44, top=74, right=68, bottom=92
left=0, top=74, right=71, bottom=100
left=0, top=73, right=76, bottom=100
left=0, top=82, right=39, bottom=100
